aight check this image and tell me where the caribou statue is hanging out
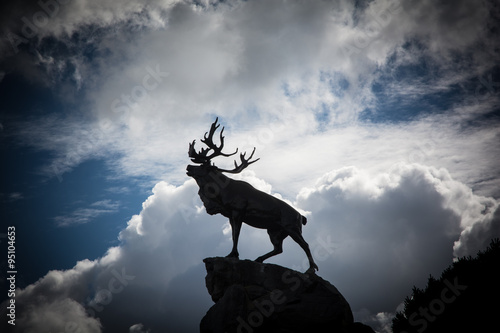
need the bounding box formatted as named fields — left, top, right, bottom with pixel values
left=186, top=118, right=318, bottom=272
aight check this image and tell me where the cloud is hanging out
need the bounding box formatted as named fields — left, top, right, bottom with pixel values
left=0, top=192, right=24, bottom=203
left=454, top=204, right=500, bottom=258
left=1, top=2, right=499, bottom=330
left=54, top=199, right=120, bottom=226
left=129, top=323, right=150, bottom=333
left=2, top=178, right=224, bottom=332
left=2, top=0, right=498, bottom=202
left=3, top=164, right=498, bottom=332
left=295, top=164, right=497, bottom=307
left=16, top=298, right=102, bottom=333
left=4, top=258, right=102, bottom=332
left=8, top=192, right=23, bottom=200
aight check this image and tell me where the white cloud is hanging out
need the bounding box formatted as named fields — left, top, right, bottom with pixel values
left=23, top=0, right=178, bottom=39
left=5, top=0, right=497, bottom=202
left=3, top=164, right=498, bottom=331
left=2, top=1, right=499, bottom=330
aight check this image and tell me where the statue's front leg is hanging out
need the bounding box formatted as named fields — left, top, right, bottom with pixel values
left=226, top=216, right=242, bottom=259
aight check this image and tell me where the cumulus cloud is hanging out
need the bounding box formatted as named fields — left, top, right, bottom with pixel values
left=16, top=298, right=102, bottom=333
left=454, top=205, right=500, bottom=258
left=294, top=165, right=498, bottom=309
left=3, top=164, right=498, bottom=332
left=2, top=179, right=221, bottom=332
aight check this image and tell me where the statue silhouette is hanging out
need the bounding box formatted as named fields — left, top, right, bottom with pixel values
left=187, top=118, right=318, bottom=272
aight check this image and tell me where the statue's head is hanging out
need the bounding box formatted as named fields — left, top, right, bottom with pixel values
left=186, top=163, right=217, bottom=178
left=187, top=118, right=259, bottom=180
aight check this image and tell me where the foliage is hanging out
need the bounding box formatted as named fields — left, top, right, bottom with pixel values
left=392, top=238, right=500, bottom=333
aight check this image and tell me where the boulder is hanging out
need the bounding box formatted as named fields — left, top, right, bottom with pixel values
left=200, top=257, right=373, bottom=333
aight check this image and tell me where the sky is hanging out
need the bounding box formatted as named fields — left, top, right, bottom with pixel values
left=0, top=0, right=499, bottom=332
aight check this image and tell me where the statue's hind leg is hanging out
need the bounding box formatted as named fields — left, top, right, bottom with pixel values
left=255, top=228, right=287, bottom=263
left=288, top=229, right=318, bottom=272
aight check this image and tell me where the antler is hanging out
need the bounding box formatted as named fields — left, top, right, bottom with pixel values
left=188, top=117, right=238, bottom=163
left=216, top=147, right=260, bottom=174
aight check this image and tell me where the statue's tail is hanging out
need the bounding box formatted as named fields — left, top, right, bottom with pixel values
left=301, top=216, right=307, bottom=226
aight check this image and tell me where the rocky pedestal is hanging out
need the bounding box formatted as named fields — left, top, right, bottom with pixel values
left=200, top=257, right=374, bottom=333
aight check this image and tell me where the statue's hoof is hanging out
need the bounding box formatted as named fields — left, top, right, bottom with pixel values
left=305, top=268, right=316, bottom=275
left=255, top=257, right=264, bottom=263
left=226, top=253, right=239, bottom=259
left=306, top=263, right=319, bottom=274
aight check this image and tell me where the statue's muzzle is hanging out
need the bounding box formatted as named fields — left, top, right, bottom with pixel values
left=186, top=165, right=196, bottom=177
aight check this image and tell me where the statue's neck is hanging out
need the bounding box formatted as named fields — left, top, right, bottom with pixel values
left=196, top=171, right=231, bottom=190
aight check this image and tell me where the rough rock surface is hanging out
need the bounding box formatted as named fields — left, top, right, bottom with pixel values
left=200, top=257, right=374, bottom=333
